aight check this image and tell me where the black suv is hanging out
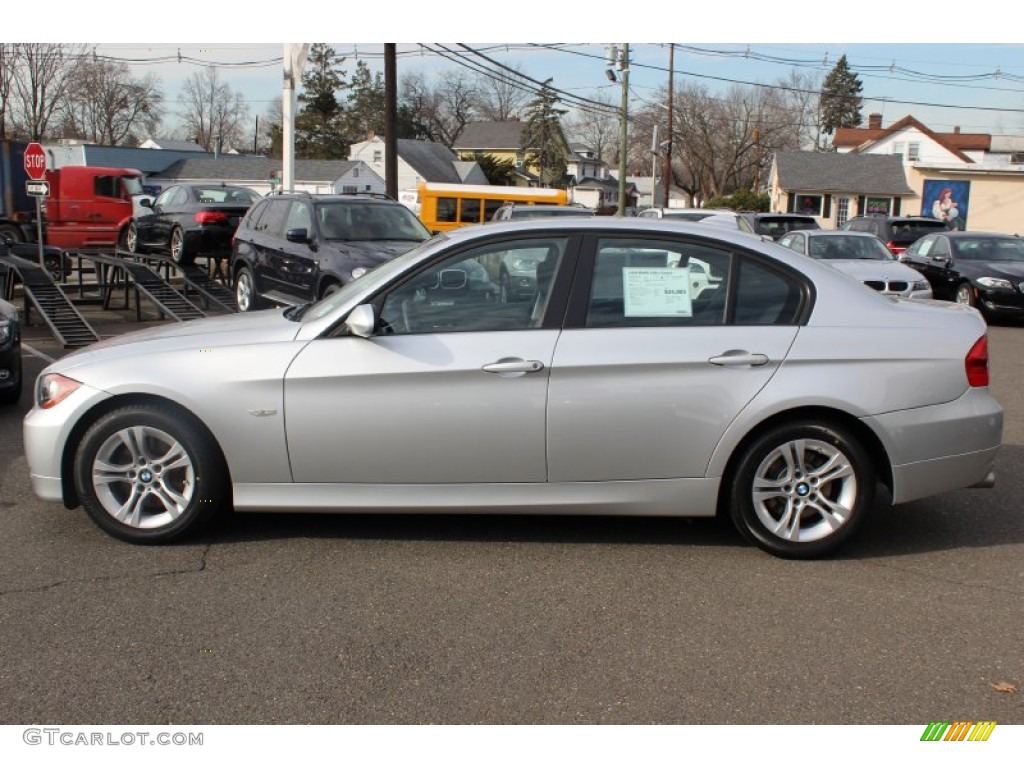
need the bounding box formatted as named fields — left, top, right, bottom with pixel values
left=740, top=212, right=820, bottom=241
left=840, top=215, right=948, bottom=256
left=230, top=191, right=431, bottom=311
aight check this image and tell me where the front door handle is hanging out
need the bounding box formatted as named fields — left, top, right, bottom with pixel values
left=708, top=350, right=769, bottom=367
left=482, top=358, right=545, bottom=375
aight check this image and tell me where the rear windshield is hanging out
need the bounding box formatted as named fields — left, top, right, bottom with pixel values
left=890, top=220, right=948, bottom=244
left=756, top=216, right=820, bottom=238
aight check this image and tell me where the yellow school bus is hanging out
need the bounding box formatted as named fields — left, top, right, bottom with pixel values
left=417, top=182, right=569, bottom=232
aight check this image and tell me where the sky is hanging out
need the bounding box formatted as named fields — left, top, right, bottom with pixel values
left=15, top=1, right=1024, bottom=139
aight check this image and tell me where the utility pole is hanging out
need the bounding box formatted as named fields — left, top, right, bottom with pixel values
left=662, top=44, right=674, bottom=208
left=282, top=43, right=310, bottom=192
left=617, top=44, right=629, bottom=216
left=384, top=44, right=398, bottom=200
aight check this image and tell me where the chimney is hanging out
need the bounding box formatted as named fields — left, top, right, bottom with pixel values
left=953, top=126, right=961, bottom=134
left=868, top=113, right=882, bottom=130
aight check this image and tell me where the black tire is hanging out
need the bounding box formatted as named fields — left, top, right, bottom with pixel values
left=73, top=404, right=230, bottom=544
left=169, top=226, right=193, bottom=266
left=234, top=265, right=263, bottom=312
left=727, top=420, right=875, bottom=559
left=0, top=224, right=23, bottom=245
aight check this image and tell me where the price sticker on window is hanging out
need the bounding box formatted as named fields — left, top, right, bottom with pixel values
left=623, top=267, right=693, bottom=317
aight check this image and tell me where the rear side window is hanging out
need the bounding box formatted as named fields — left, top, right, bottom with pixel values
left=256, top=200, right=290, bottom=237
left=733, top=259, right=804, bottom=325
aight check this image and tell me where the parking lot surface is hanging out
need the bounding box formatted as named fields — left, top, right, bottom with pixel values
left=1, top=297, right=1021, bottom=725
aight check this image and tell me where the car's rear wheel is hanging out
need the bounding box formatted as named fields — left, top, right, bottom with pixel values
left=728, top=420, right=875, bottom=559
left=234, top=265, right=262, bottom=311
left=169, top=226, right=193, bottom=266
left=73, top=404, right=230, bottom=544
left=319, top=281, right=341, bottom=300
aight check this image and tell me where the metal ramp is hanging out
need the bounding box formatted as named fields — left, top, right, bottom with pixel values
left=116, top=251, right=238, bottom=313
left=0, top=254, right=100, bottom=347
left=83, top=253, right=208, bottom=323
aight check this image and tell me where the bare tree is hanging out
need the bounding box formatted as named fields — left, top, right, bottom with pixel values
left=472, top=62, right=531, bottom=121
left=177, top=66, right=251, bottom=152
left=564, top=94, right=619, bottom=166
left=0, top=44, right=16, bottom=139
left=399, top=70, right=478, bottom=148
left=10, top=43, right=85, bottom=140
left=59, top=57, right=162, bottom=145
left=776, top=69, right=826, bottom=151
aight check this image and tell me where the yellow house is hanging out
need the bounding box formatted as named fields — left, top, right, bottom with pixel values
left=452, top=120, right=572, bottom=187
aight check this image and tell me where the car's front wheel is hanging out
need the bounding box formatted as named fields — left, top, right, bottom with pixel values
left=955, top=282, right=976, bottom=307
left=124, top=221, right=140, bottom=254
left=73, top=404, right=230, bottom=544
left=234, top=265, right=262, bottom=312
left=727, top=420, right=875, bottom=559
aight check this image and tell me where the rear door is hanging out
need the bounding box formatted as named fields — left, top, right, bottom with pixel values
left=547, top=234, right=805, bottom=482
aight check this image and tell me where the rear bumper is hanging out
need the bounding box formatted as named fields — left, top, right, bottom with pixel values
left=862, top=387, right=1003, bottom=504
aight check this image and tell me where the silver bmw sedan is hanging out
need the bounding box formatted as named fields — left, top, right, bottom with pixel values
left=23, top=218, right=1003, bottom=559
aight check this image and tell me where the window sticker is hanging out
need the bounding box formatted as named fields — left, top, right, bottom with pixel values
left=623, top=267, right=693, bottom=317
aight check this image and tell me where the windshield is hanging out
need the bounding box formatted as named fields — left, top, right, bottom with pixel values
left=299, top=234, right=448, bottom=323
left=809, top=235, right=894, bottom=261
left=952, top=237, right=1024, bottom=261
left=191, top=186, right=260, bottom=204
left=890, top=220, right=947, bottom=244
left=317, top=201, right=431, bottom=242
left=511, top=207, right=594, bottom=219
left=122, top=176, right=145, bottom=196
left=756, top=217, right=819, bottom=238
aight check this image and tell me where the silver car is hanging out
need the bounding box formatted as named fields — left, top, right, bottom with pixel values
left=779, top=229, right=933, bottom=300
left=23, top=219, right=1002, bottom=559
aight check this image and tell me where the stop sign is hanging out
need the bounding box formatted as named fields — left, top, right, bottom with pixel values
left=24, top=142, right=47, bottom=180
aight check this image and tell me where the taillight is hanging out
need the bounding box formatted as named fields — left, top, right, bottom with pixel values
left=965, top=335, right=989, bottom=387
left=886, top=242, right=905, bottom=255
left=195, top=211, right=228, bottom=225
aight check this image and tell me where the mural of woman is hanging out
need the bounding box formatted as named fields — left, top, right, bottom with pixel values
left=931, top=187, right=961, bottom=230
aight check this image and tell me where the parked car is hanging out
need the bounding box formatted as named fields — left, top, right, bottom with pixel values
left=901, top=231, right=1024, bottom=320
left=126, top=183, right=260, bottom=266
left=491, top=203, right=595, bottom=222
left=840, top=214, right=949, bottom=256
left=230, top=191, right=431, bottom=312
left=637, top=207, right=759, bottom=236
left=0, top=295, right=21, bottom=405
left=741, top=212, right=821, bottom=241
left=777, top=230, right=932, bottom=300
left=23, top=218, right=1002, bottom=559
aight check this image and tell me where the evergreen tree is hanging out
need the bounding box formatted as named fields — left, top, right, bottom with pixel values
left=296, top=43, right=348, bottom=158
left=520, top=80, right=569, bottom=187
left=820, top=55, right=863, bottom=135
left=475, top=153, right=517, bottom=186
left=343, top=61, right=386, bottom=142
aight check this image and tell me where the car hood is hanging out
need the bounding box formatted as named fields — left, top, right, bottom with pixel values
left=957, top=260, right=1024, bottom=280
left=324, top=239, right=425, bottom=272
left=824, top=259, right=925, bottom=282
left=51, top=309, right=302, bottom=373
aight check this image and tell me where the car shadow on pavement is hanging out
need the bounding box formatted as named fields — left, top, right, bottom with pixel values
left=193, top=445, right=1024, bottom=560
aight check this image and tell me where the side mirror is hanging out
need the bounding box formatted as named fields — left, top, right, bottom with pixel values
left=140, top=198, right=154, bottom=209
left=344, top=304, right=376, bottom=338
left=285, top=228, right=311, bottom=244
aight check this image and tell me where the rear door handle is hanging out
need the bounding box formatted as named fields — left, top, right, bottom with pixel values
left=708, top=350, right=769, bottom=367
left=482, top=358, right=545, bottom=375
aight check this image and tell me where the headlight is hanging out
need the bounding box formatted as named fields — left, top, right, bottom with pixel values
left=0, top=319, right=9, bottom=344
left=350, top=267, right=368, bottom=280
left=912, top=281, right=930, bottom=291
left=976, top=277, right=1014, bottom=290
left=37, top=373, right=82, bottom=409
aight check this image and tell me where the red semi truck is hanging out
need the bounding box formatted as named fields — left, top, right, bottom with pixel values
left=1, top=140, right=148, bottom=250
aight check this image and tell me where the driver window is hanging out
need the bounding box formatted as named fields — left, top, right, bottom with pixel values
left=378, top=238, right=568, bottom=335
